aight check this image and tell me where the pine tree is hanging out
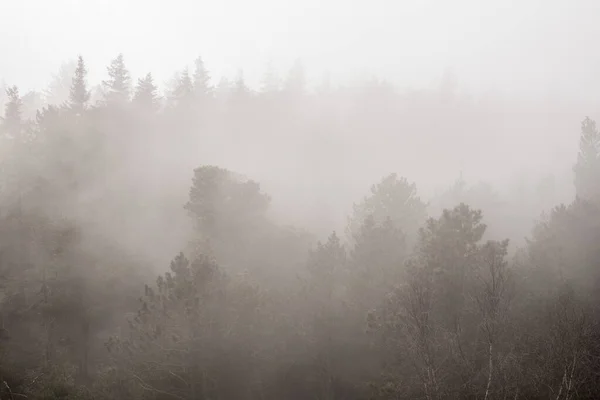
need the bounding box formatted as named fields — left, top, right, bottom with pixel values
left=192, top=56, right=212, bottom=101
left=102, top=53, right=131, bottom=106
left=132, top=72, right=160, bottom=111
left=574, top=116, right=600, bottom=202
left=68, top=55, right=90, bottom=114
left=2, top=86, right=23, bottom=138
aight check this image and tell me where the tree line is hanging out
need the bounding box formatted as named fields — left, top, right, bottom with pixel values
left=0, top=54, right=598, bottom=399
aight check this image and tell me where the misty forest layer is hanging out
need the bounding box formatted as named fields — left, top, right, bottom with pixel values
left=0, top=54, right=599, bottom=399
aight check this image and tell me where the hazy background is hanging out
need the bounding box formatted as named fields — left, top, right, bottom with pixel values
left=3, top=0, right=600, bottom=100
left=2, top=0, right=599, bottom=241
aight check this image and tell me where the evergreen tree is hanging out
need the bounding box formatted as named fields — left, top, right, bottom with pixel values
left=192, top=55, right=212, bottom=101
left=260, top=60, right=280, bottom=94
left=347, top=173, right=427, bottom=246
left=101, top=53, right=131, bottom=106
left=44, top=60, right=76, bottom=106
left=170, top=68, right=194, bottom=109
left=68, top=56, right=90, bottom=113
left=132, top=72, right=159, bottom=111
left=2, top=86, right=23, bottom=138
left=284, top=58, right=306, bottom=95
left=233, top=70, right=250, bottom=97
left=573, top=116, right=600, bottom=202
left=348, top=215, right=406, bottom=311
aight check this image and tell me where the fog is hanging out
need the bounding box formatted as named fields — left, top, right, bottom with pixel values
left=1, top=1, right=600, bottom=399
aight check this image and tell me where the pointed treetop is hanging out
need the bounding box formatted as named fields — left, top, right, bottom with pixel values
left=133, top=72, right=160, bottom=112
left=170, top=68, right=194, bottom=109
left=2, top=86, right=23, bottom=137
left=284, top=58, right=306, bottom=95
left=193, top=56, right=213, bottom=99
left=574, top=116, right=600, bottom=202
left=102, top=53, right=131, bottom=106
left=260, top=60, right=280, bottom=94
left=68, top=55, right=91, bottom=113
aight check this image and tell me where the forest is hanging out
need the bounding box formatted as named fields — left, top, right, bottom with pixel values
left=0, top=53, right=599, bottom=399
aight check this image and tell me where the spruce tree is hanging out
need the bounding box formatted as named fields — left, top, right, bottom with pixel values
left=170, top=68, right=194, bottom=109
left=260, top=60, right=280, bottom=94
left=102, top=53, right=131, bottom=106
left=192, top=56, right=212, bottom=101
left=44, top=60, right=76, bottom=106
left=2, top=86, right=23, bottom=138
left=574, top=116, right=600, bottom=202
left=68, top=55, right=90, bottom=114
left=132, top=72, right=159, bottom=111
left=284, top=58, right=306, bottom=95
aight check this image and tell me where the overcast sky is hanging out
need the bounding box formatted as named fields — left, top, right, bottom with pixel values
left=1, top=0, right=600, bottom=100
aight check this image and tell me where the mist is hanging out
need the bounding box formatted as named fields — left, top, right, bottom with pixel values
left=1, top=1, right=600, bottom=399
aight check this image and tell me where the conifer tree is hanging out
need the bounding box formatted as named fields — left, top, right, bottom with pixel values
left=347, top=173, right=427, bottom=246
left=44, top=60, right=76, bottom=106
left=170, top=68, right=194, bottom=109
left=284, top=58, right=306, bottom=95
left=260, top=60, right=280, bottom=94
left=68, top=56, right=90, bottom=114
left=2, top=86, right=23, bottom=138
left=132, top=72, right=159, bottom=111
left=102, top=53, right=131, bottom=106
left=573, top=116, right=600, bottom=202
left=193, top=56, right=212, bottom=101
left=234, top=70, right=250, bottom=97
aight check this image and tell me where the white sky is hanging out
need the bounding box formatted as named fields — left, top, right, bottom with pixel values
left=1, top=0, right=600, bottom=99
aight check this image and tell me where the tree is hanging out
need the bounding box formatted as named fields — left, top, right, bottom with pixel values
left=347, top=215, right=406, bottom=313
left=192, top=56, right=212, bottom=102
left=371, top=204, right=505, bottom=399
left=106, top=252, right=265, bottom=399
left=573, top=116, right=600, bottom=203
left=473, top=239, right=512, bottom=400
left=304, top=232, right=347, bottom=399
left=101, top=53, right=131, bottom=106
left=260, top=60, right=280, bottom=94
left=2, top=86, right=23, bottom=138
left=132, top=73, right=160, bottom=112
left=169, top=68, right=194, bottom=110
left=44, top=60, right=76, bottom=106
left=347, top=173, right=427, bottom=246
left=284, top=59, right=306, bottom=96
left=68, top=56, right=90, bottom=114
left=184, top=166, right=271, bottom=264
